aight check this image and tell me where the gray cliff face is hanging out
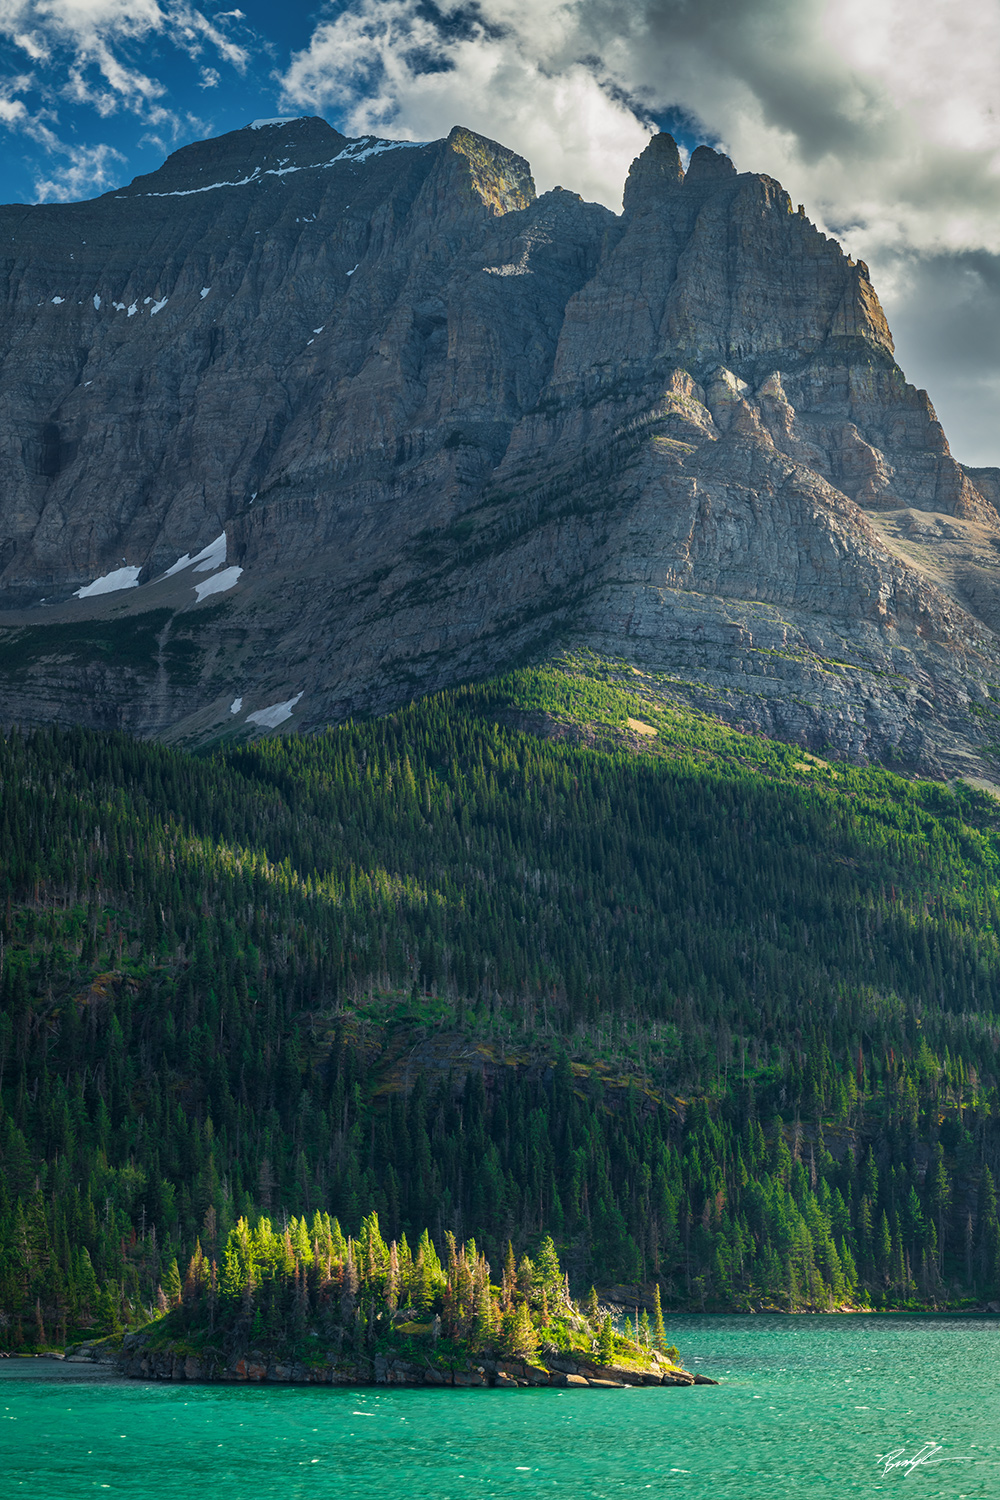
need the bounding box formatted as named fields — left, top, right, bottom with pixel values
left=1, top=118, right=1000, bottom=777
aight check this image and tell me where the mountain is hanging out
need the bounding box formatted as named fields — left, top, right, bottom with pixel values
left=1, top=119, right=1000, bottom=779
left=5, top=669, right=1000, bottom=1351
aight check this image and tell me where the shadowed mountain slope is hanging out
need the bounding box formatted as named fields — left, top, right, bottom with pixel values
left=1, top=120, right=999, bottom=777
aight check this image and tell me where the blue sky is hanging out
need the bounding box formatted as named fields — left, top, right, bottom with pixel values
left=0, top=2, right=710, bottom=207
left=0, top=1, right=998, bottom=464
left=0, top=2, right=327, bottom=204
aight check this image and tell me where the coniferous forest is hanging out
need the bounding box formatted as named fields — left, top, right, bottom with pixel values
left=4, top=656, right=1000, bottom=1349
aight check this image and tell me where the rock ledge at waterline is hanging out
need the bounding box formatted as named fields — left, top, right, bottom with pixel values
left=67, top=1335, right=717, bottom=1388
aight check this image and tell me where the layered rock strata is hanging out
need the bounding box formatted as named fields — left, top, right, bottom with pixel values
left=1, top=119, right=999, bottom=775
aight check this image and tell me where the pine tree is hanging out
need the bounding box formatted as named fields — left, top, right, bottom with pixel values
left=501, top=1301, right=538, bottom=1359
left=928, top=1147, right=951, bottom=1270
left=75, top=1247, right=99, bottom=1318
left=876, top=1213, right=893, bottom=1285
left=340, top=1243, right=359, bottom=1323
left=386, top=1243, right=400, bottom=1312
left=535, top=1236, right=562, bottom=1304
left=96, top=1281, right=122, bottom=1337
left=471, top=1284, right=497, bottom=1354
left=161, top=1257, right=182, bottom=1308
left=653, top=1283, right=666, bottom=1352
left=502, top=1241, right=516, bottom=1311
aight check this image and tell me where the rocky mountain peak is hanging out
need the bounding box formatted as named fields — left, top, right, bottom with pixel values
left=622, top=132, right=684, bottom=212
left=684, top=143, right=738, bottom=188
left=831, top=257, right=895, bottom=355
left=444, top=126, right=536, bottom=216
left=115, top=115, right=349, bottom=198
left=1, top=121, right=1000, bottom=783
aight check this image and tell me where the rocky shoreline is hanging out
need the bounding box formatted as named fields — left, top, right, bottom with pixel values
left=67, top=1335, right=717, bottom=1389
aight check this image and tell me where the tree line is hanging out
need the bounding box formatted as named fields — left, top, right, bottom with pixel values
left=3, top=668, right=1000, bottom=1345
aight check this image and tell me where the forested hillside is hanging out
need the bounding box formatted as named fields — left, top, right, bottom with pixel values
left=4, top=659, right=1000, bottom=1348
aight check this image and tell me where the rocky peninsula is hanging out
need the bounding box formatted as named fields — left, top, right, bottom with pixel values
left=67, top=1333, right=712, bottom=1389
left=69, top=1330, right=714, bottom=1390
left=64, top=1213, right=717, bottom=1390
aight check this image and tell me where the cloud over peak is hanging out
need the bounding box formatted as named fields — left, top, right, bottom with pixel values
left=278, top=0, right=654, bottom=208
left=277, top=0, right=1000, bottom=463
left=0, top=0, right=996, bottom=462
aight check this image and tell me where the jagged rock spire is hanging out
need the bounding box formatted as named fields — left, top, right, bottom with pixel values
left=684, top=144, right=737, bottom=189
left=622, top=133, right=684, bottom=213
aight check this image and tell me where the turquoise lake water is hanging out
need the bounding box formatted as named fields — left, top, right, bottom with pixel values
left=2, top=1316, right=998, bottom=1499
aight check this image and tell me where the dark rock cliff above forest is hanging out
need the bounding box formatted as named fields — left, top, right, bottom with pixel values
left=2, top=116, right=1000, bottom=777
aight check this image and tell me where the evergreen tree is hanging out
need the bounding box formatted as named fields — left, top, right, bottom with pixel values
left=161, top=1258, right=182, bottom=1308
left=653, top=1284, right=666, bottom=1352
left=502, top=1301, right=538, bottom=1359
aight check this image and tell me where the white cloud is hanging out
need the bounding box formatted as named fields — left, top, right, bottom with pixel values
left=13, top=28, right=49, bottom=60
left=278, top=0, right=1000, bottom=464
left=279, top=0, right=1000, bottom=252
left=33, top=137, right=124, bottom=199
left=63, top=38, right=166, bottom=116
left=168, top=2, right=249, bottom=71
left=0, top=95, right=27, bottom=124
left=0, top=71, right=62, bottom=143
left=0, top=0, right=250, bottom=130
left=279, top=0, right=652, bottom=208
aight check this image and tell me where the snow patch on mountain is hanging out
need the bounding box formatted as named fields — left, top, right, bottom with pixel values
left=74, top=566, right=141, bottom=598
left=194, top=566, right=242, bottom=602
left=332, top=138, right=428, bottom=164
left=246, top=692, right=303, bottom=728
left=138, top=136, right=428, bottom=200
left=163, top=532, right=227, bottom=579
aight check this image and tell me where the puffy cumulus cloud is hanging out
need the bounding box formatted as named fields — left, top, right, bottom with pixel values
left=629, top=0, right=1000, bottom=260
left=278, top=0, right=653, bottom=207
left=32, top=136, right=123, bottom=198
left=280, top=0, right=1000, bottom=248
left=278, top=0, right=1000, bottom=462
